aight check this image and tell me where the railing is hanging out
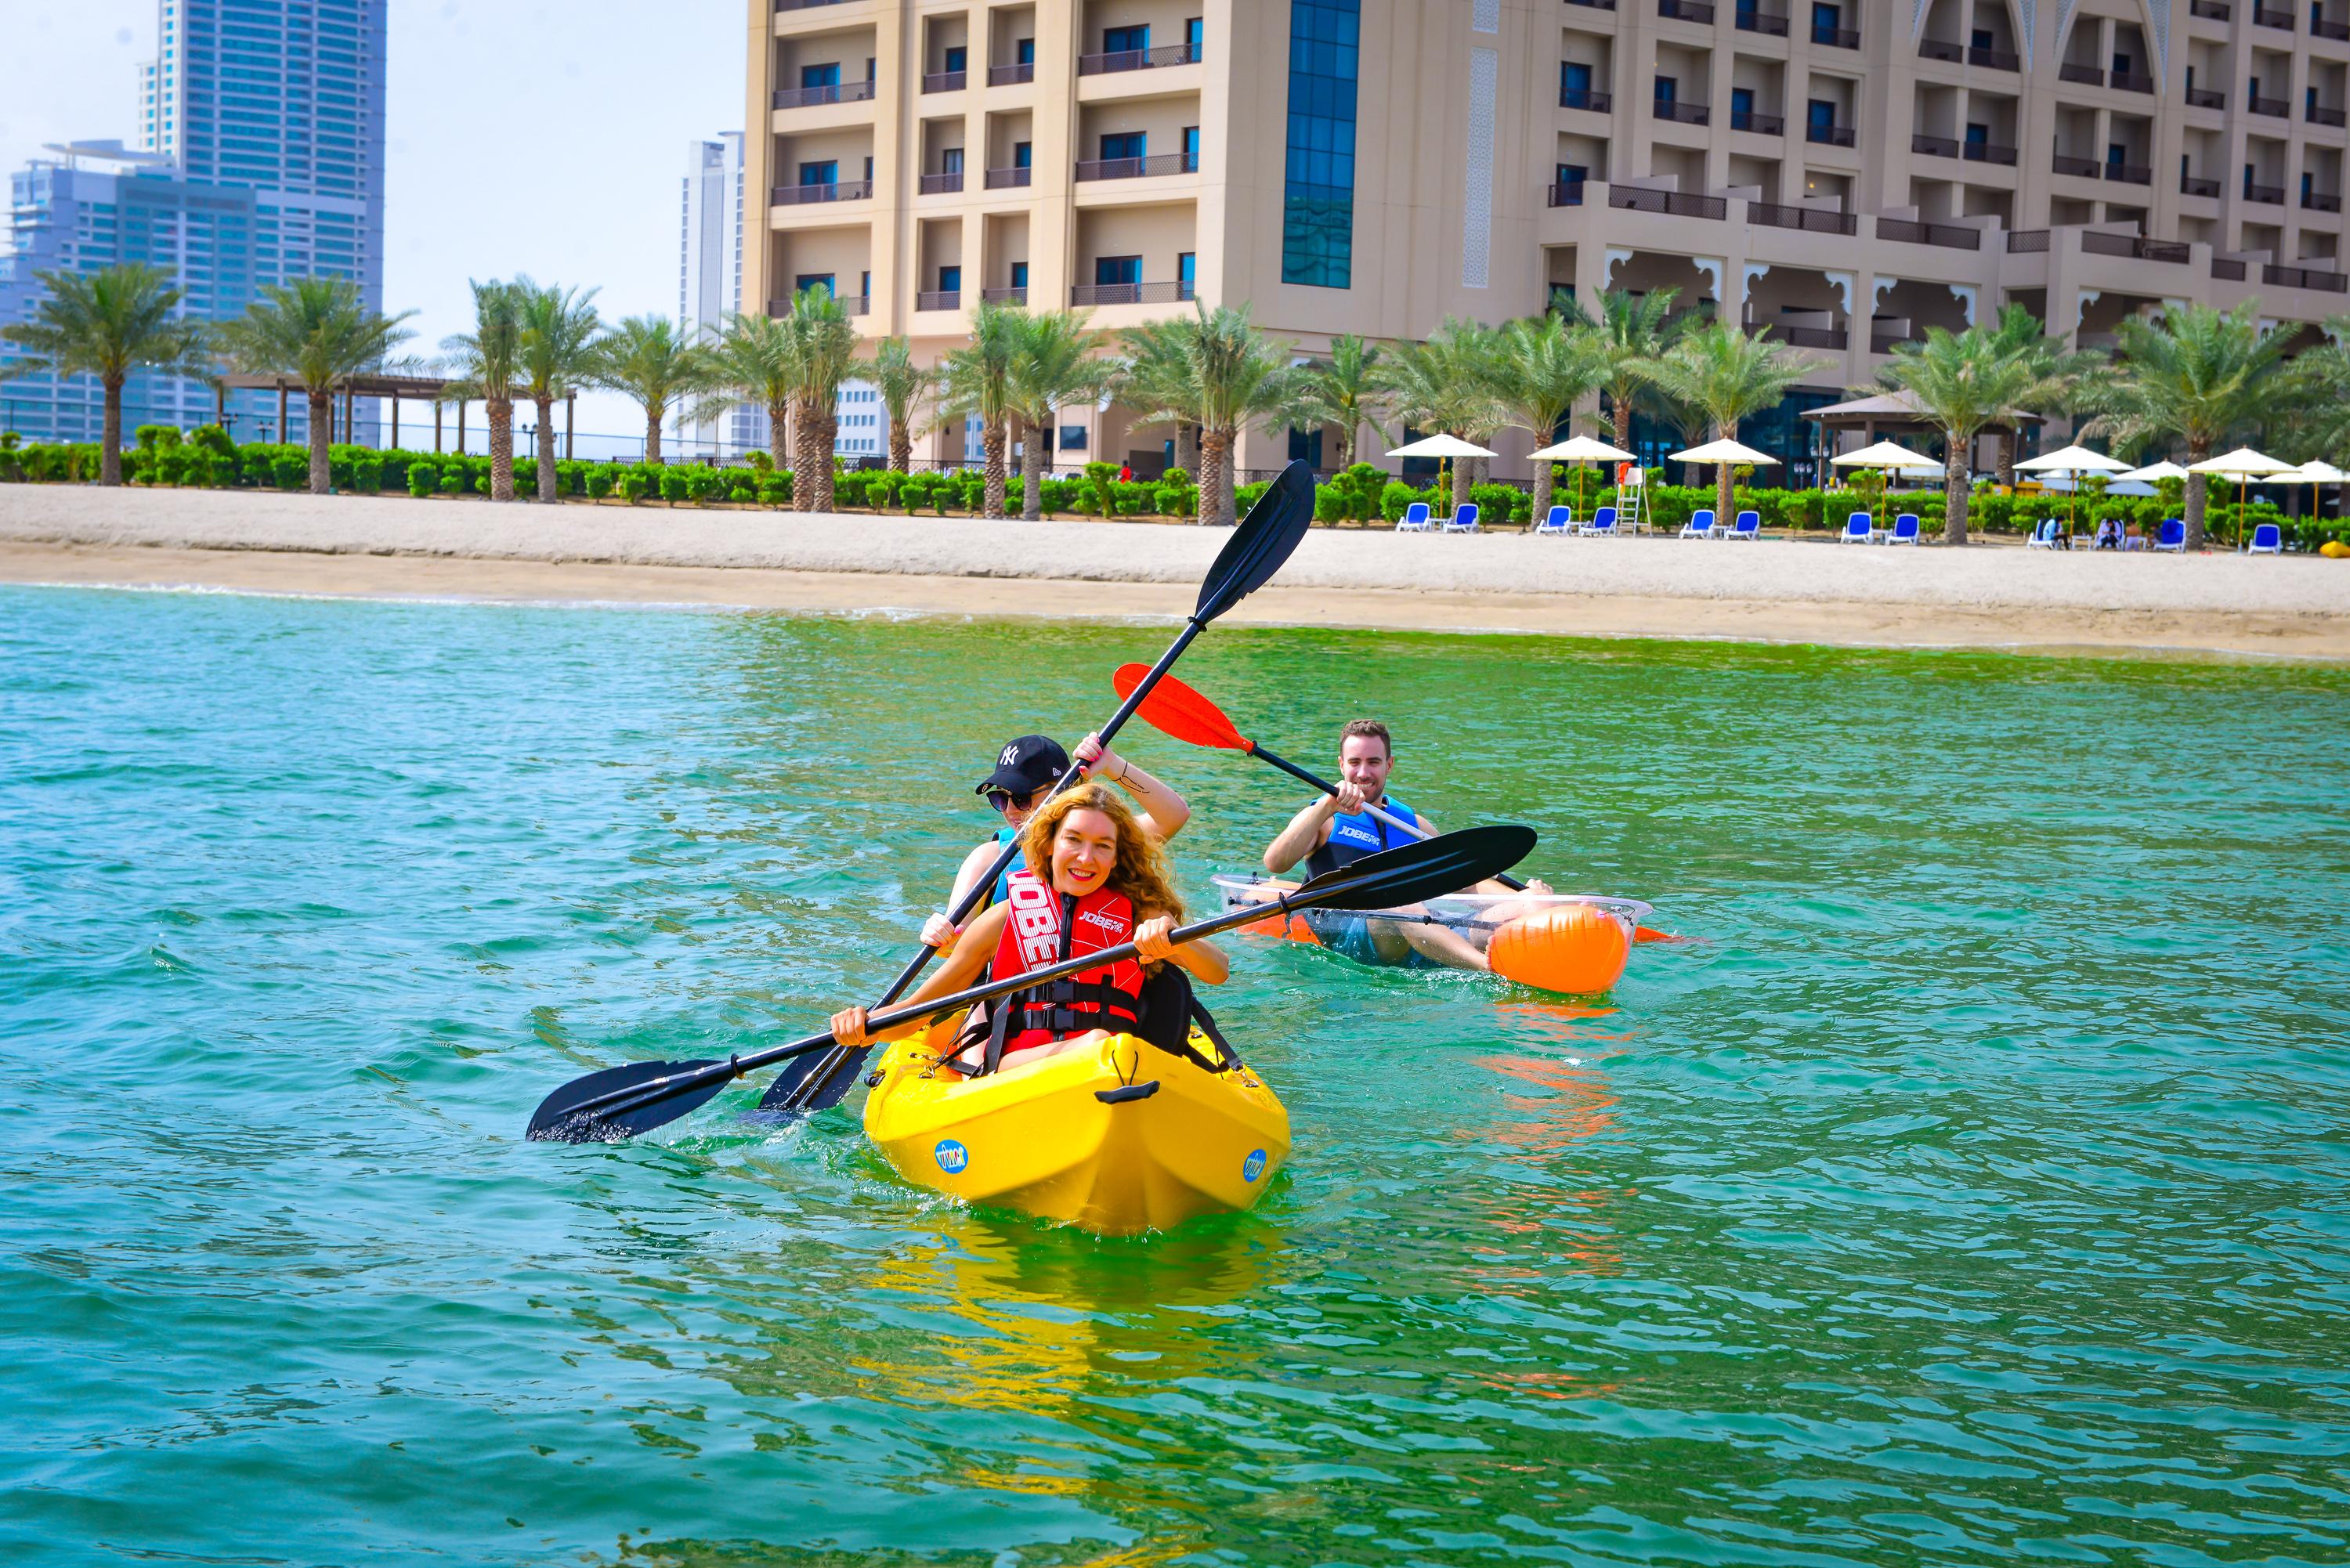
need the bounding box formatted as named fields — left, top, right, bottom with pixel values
left=1806, top=121, right=1856, bottom=146
left=1560, top=86, right=1612, bottom=111
left=772, top=179, right=872, bottom=204
left=1075, top=153, right=1197, bottom=180
left=2059, top=63, right=2102, bottom=85
left=2306, top=190, right=2345, bottom=211
left=2250, top=95, right=2290, bottom=117
left=1969, top=45, right=2020, bottom=69
left=922, top=70, right=967, bottom=92
left=1658, top=0, right=1715, bottom=20
left=985, top=165, right=1032, bottom=189
left=1918, top=38, right=1961, bottom=61
left=915, top=290, right=961, bottom=311
left=1610, top=185, right=1727, bottom=219
left=1653, top=99, right=1710, bottom=125
left=2245, top=180, right=2287, bottom=203
left=1564, top=0, right=1617, bottom=9
left=981, top=286, right=1027, bottom=305
left=1734, top=7, right=1789, bottom=34
left=2081, top=230, right=2189, bottom=262
left=772, top=294, right=869, bottom=315
left=2107, top=161, right=2153, bottom=185
left=2189, top=0, right=2231, bottom=16
left=1964, top=140, right=2019, bottom=165
left=1749, top=201, right=1856, bottom=234
left=776, top=0, right=851, bottom=10
left=1912, top=133, right=1960, bottom=157
left=2186, top=86, right=2226, bottom=108
left=1070, top=280, right=1195, bottom=305
left=2254, top=5, right=2295, bottom=25
left=1813, top=23, right=1860, bottom=46
left=1749, top=321, right=1846, bottom=349
left=989, top=61, right=1035, bottom=86
left=2182, top=173, right=2222, bottom=196
left=1076, top=42, right=1201, bottom=74
left=2006, top=229, right=2050, bottom=252
left=2113, top=70, right=2155, bottom=92
left=917, top=170, right=963, bottom=194
left=2211, top=258, right=2248, bottom=280
left=2267, top=263, right=2350, bottom=291
left=1871, top=331, right=1924, bottom=355
left=1877, top=217, right=1982, bottom=249
left=2321, top=19, right=2350, bottom=40
left=2052, top=154, right=2102, bottom=178
left=1547, top=180, right=1588, bottom=207
left=773, top=79, right=876, bottom=109
left=1730, top=109, right=1784, bottom=135
left=2312, top=103, right=2349, bottom=127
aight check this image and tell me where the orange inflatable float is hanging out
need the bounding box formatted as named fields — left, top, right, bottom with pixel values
left=1487, top=903, right=1632, bottom=995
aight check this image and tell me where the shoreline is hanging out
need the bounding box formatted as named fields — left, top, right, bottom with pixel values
left=2, top=486, right=2343, bottom=660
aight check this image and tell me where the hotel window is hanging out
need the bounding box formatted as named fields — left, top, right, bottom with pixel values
left=1010, top=260, right=1029, bottom=288
left=1281, top=0, right=1359, bottom=289
left=1104, top=23, right=1150, bottom=53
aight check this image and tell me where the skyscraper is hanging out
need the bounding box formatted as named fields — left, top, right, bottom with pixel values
left=2, top=0, right=389, bottom=443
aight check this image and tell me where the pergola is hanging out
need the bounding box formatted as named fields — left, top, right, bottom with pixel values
left=215, top=372, right=576, bottom=458
left=1801, top=390, right=2043, bottom=468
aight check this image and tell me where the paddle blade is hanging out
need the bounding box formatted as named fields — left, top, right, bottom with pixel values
left=1192, top=460, right=1314, bottom=622
left=526, top=1058, right=728, bottom=1143
left=1290, top=825, right=1538, bottom=914
left=1112, top=665, right=1249, bottom=751
left=754, top=1041, right=869, bottom=1117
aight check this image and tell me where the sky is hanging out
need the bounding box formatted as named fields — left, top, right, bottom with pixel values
left=0, top=0, right=746, bottom=437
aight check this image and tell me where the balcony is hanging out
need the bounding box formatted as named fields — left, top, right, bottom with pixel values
left=1611, top=186, right=1727, bottom=218
left=1547, top=180, right=1588, bottom=207
left=2305, top=189, right=2345, bottom=211
left=772, top=178, right=872, bottom=204
left=1750, top=201, right=1857, bottom=234
left=1912, top=133, right=1960, bottom=157
left=1964, top=140, right=2020, bottom=165
left=922, top=70, right=967, bottom=92
left=772, top=294, right=869, bottom=315
left=2313, top=103, right=2349, bottom=127
left=2006, top=229, right=2050, bottom=251
left=2254, top=6, right=2294, bottom=26
left=989, top=61, right=1034, bottom=86
left=2266, top=263, right=2350, bottom=291
left=916, top=290, right=962, bottom=311
left=2107, top=161, right=2153, bottom=185
left=1071, top=280, right=1195, bottom=305
left=2322, top=19, right=2350, bottom=40
left=1969, top=45, right=2021, bottom=70
left=1076, top=42, right=1202, bottom=75
left=1658, top=0, right=1716, bottom=19
left=776, top=0, right=851, bottom=10
left=1731, top=109, right=1784, bottom=135
left=1878, top=217, right=1982, bottom=249
left=2182, top=173, right=2222, bottom=197
left=1919, top=38, right=1961, bottom=62
left=985, top=165, right=1032, bottom=189
left=1653, top=99, right=1710, bottom=125
left=2113, top=70, right=2155, bottom=92
left=2189, top=0, right=2231, bottom=15
left=1751, top=322, right=1847, bottom=349
left=917, top=170, right=963, bottom=194
left=2186, top=86, right=2226, bottom=108
left=1565, top=0, right=1617, bottom=8
left=1075, top=153, right=1197, bottom=181
left=2245, top=180, right=2287, bottom=202
left=1806, top=121, right=1856, bottom=146
left=981, top=286, right=1027, bottom=305
left=2052, top=154, right=2102, bottom=178
left=774, top=79, right=876, bottom=109
left=1735, top=7, right=1789, bottom=34
left=2212, top=257, right=2248, bottom=279
left=1560, top=85, right=1613, bottom=112
left=1813, top=23, right=1860, bottom=47
left=2059, top=63, right=2102, bottom=85
left=2251, top=94, right=2290, bottom=117
left=1872, top=330, right=1922, bottom=354
left=2081, top=230, right=2190, bottom=262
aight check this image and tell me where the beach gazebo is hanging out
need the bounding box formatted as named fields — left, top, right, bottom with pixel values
left=215, top=370, right=570, bottom=459
left=1800, top=389, right=2044, bottom=482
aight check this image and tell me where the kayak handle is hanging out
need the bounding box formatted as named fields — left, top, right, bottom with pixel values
left=1094, top=1080, right=1162, bottom=1105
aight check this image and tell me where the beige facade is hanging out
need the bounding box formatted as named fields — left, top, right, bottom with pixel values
left=748, top=0, right=2350, bottom=479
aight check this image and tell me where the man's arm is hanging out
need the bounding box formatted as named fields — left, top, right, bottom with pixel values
left=1264, top=793, right=1343, bottom=874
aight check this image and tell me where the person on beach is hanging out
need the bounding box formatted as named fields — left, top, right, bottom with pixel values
left=832, top=785, right=1226, bottom=1073
left=919, top=732, right=1189, bottom=953
left=1257, top=719, right=1547, bottom=970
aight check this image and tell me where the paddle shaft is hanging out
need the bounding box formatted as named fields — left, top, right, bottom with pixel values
left=1248, top=740, right=1530, bottom=893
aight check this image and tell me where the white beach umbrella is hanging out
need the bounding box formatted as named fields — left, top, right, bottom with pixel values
left=2114, top=460, right=2189, bottom=483
left=1829, top=440, right=1933, bottom=533
left=2188, top=446, right=2295, bottom=547
left=1386, top=433, right=1496, bottom=507
left=2016, top=444, right=2131, bottom=535
left=1668, top=439, right=1778, bottom=528
left=1527, top=434, right=1640, bottom=518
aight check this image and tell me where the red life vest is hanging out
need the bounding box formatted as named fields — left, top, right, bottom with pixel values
left=983, top=867, right=1144, bottom=1061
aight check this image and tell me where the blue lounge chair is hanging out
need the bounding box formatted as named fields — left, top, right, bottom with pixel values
left=1839, top=511, right=1873, bottom=543
left=1726, top=509, right=1761, bottom=540
left=2246, top=522, right=2283, bottom=555
left=2026, top=518, right=2059, bottom=549
left=1888, top=513, right=1920, bottom=545
left=1395, top=501, right=1434, bottom=533
left=2153, top=518, right=2186, bottom=552
left=1535, top=505, right=1574, bottom=535
left=1679, top=508, right=1717, bottom=538
left=1441, top=502, right=1481, bottom=533
left=1579, top=506, right=1618, bottom=537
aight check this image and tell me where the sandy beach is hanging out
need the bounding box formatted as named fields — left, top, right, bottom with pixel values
left=3, top=486, right=2344, bottom=659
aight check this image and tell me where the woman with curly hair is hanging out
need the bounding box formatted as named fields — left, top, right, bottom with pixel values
left=829, top=784, right=1226, bottom=1073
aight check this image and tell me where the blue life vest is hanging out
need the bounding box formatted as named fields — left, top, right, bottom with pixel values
left=1304, top=796, right=1418, bottom=878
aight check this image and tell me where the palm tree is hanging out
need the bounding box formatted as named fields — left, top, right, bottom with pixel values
left=1641, top=320, right=1824, bottom=525
left=440, top=280, right=528, bottom=501
left=785, top=287, right=859, bottom=511
left=1876, top=324, right=2050, bottom=544
left=1123, top=304, right=1300, bottom=526
left=1373, top=317, right=1507, bottom=511
left=2080, top=301, right=2290, bottom=550
left=1008, top=310, right=1115, bottom=519
left=937, top=300, right=1027, bottom=518
left=216, top=276, right=415, bottom=495
left=1981, top=302, right=2094, bottom=486
left=866, top=336, right=935, bottom=473
left=1288, top=333, right=1384, bottom=468
left=1495, top=311, right=1604, bottom=520
left=701, top=313, right=798, bottom=479
left=515, top=279, right=601, bottom=503
left=1, top=262, right=215, bottom=486
left=589, top=315, right=710, bottom=466
left=1591, top=287, right=1690, bottom=453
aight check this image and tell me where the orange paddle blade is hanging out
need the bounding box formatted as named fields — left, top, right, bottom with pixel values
left=1112, top=664, right=1253, bottom=752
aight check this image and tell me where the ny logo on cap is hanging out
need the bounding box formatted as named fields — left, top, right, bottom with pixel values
left=1001, top=743, right=1022, bottom=767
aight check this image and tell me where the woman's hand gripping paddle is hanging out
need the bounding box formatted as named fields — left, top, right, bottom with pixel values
left=525, top=826, right=1538, bottom=1144
left=750, top=461, right=1319, bottom=1118
left=1116, top=667, right=1676, bottom=947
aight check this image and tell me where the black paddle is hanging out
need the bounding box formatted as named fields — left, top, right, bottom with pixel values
left=526, top=825, right=1535, bottom=1144
left=754, top=459, right=1318, bottom=1117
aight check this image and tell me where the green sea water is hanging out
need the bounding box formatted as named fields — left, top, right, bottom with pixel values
left=4, top=583, right=2348, bottom=1568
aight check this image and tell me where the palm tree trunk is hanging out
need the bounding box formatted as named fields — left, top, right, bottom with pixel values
left=306, top=390, right=333, bottom=493
left=817, top=414, right=839, bottom=511
left=1218, top=425, right=1241, bottom=526
left=97, top=378, right=126, bottom=486
left=535, top=396, right=559, bottom=502
left=1531, top=456, right=1554, bottom=523
left=643, top=406, right=663, bottom=466
left=1996, top=429, right=2016, bottom=490
left=792, top=399, right=819, bottom=511
left=486, top=398, right=515, bottom=501
left=1196, top=429, right=1229, bottom=526
left=1021, top=417, right=1046, bottom=520
left=1452, top=454, right=1473, bottom=515
left=889, top=416, right=911, bottom=474
left=1611, top=390, right=1633, bottom=451
left=1944, top=443, right=1969, bottom=545
left=1335, top=421, right=1356, bottom=470
left=1176, top=423, right=1198, bottom=478
left=767, top=400, right=790, bottom=471
left=1715, top=462, right=1734, bottom=529
left=2184, top=463, right=2211, bottom=551
left=982, top=417, right=1008, bottom=518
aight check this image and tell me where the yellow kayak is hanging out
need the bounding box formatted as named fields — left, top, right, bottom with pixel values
left=862, top=1015, right=1290, bottom=1236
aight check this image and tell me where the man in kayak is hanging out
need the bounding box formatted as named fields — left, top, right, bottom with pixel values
left=1259, top=719, right=1546, bottom=970
left=920, top=731, right=1189, bottom=952
left=832, top=784, right=1227, bottom=1071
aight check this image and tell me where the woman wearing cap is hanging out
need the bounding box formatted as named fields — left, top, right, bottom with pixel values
left=918, top=731, right=1189, bottom=952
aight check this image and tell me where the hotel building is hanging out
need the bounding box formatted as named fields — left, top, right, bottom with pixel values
left=745, top=0, right=2350, bottom=480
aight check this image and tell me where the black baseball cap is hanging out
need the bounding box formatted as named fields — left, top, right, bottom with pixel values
left=977, top=735, right=1070, bottom=796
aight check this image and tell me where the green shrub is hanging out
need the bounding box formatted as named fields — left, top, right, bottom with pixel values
left=618, top=472, right=649, bottom=504
left=407, top=462, right=438, bottom=498
left=1041, top=476, right=1083, bottom=516
left=1469, top=482, right=1530, bottom=526
left=953, top=470, right=986, bottom=513
left=134, top=424, right=183, bottom=453
left=1153, top=476, right=1198, bottom=518
left=271, top=452, right=307, bottom=490
left=1233, top=480, right=1272, bottom=517
left=1111, top=480, right=1154, bottom=516
left=746, top=449, right=773, bottom=474
left=1313, top=486, right=1349, bottom=523
left=1379, top=481, right=1425, bottom=522
left=584, top=466, right=614, bottom=500
left=725, top=469, right=757, bottom=503
left=833, top=471, right=870, bottom=508
left=659, top=468, right=692, bottom=504
left=1083, top=460, right=1118, bottom=518
left=757, top=474, right=793, bottom=507
left=350, top=454, right=382, bottom=494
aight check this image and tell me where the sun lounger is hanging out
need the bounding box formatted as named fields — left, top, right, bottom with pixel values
left=2245, top=522, right=2283, bottom=555
left=2026, top=518, right=2059, bottom=549
left=1726, top=510, right=1761, bottom=540
left=1578, top=506, right=1618, bottom=537
left=1395, top=501, right=1434, bottom=533
left=1534, top=505, right=1574, bottom=536
left=1440, top=503, right=1481, bottom=533
left=2153, top=518, right=2185, bottom=552
left=1887, top=513, right=1920, bottom=545
left=1679, top=508, right=1716, bottom=539
left=1839, top=511, right=1872, bottom=543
